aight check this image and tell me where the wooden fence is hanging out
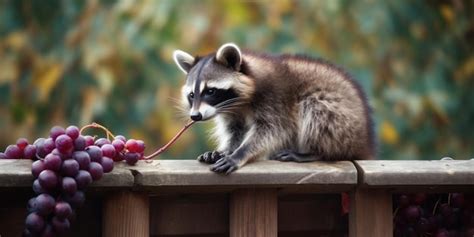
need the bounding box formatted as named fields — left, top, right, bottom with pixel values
left=0, top=159, right=473, bottom=237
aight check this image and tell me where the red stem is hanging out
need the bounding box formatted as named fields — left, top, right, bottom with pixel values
left=144, top=120, right=195, bottom=160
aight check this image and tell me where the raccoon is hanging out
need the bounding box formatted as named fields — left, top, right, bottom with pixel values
left=173, top=43, right=375, bottom=174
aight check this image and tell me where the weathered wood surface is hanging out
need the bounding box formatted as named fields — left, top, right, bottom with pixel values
left=349, top=189, right=392, bottom=237
left=103, top=192, right=149, bottom=237
left=355, top=160, right=474, bottom=187
left=128, top=160, right=357, bottom=188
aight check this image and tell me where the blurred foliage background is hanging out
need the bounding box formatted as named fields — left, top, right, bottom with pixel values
left=0, top=0, right=473, bottom=160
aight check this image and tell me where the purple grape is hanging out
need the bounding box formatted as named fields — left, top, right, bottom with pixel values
left=23, top=145, right=37, bottom=160
left=0, top=152, right=7, bottom=159
left=34, top=138, right=48, bottom=158
left=101, top=144, right=116, bottom=158
left=114, top=152, right=125, bottom=162
left=51, top=148, right=68, bottom=160
left=61, top=177, right=77, bottom=195
left=33, top=179, right=46, bottom=194
left=86, top=145, right=102, bottom=162
left=112, top=139, right=125, bottom=152
left=61, top=159, right=79, bottom=177
left=5, top=145, right=22, bottom=159
left=38, top=170, right=58, bottom=190
left=25, top=212, right=45, bottom=233
left=114, top=135, right=126, bottom=142
left=50, top=126, right=65, bottom=141
left=398, top=195, right=410, bottom=208
left=55, top=134, right=73, bottom=154
left=73, top=135, right=87, bottom=151
left=65, top=125, right=80, bottom=140
left=95, top=138, right=111, bottom=147
left=54, top=201, right=72, bottom=220
left=65, top=191, right=85, bottom=208
left=73, top=151, right=91, bottom=170
left=125, top=152, right=140, bottom=165
left=84, top=135, right=94, bottom=146
left=75, top=170, right=92, bottom=189
left=27, top=197, right=37, bottom=213
left=404, top=205, right=421, bottom=223
left=451, top=193, right=465, bottom=208
left=101, top=156, right=114, bottom=173
left=16, top=138, right=29, bottom=149
left=34, top=193, right=56, bottom=216
left=440, top=203, right=453, bottom=217
left=44, top=153, right=62, bottom=172
left=41, top=224, right=55, bottom=237
left=88, top=162, right=103, bottom=180
left=32, top=160, right=46, bottom=178
left=51, top=216, right=70, bottom=234
left=43, top=138, right=55, bottom=154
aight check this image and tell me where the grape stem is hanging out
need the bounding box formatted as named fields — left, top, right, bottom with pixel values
left=80, top=122, right=115, bottom=140
left=144, top=120, right=195, bottom=160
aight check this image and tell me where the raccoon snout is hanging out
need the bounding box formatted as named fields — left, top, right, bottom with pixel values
left=190, top=111, right=203, bottom=121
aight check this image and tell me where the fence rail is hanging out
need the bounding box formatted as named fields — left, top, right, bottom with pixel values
left=0, top=159, right=473, bottom=237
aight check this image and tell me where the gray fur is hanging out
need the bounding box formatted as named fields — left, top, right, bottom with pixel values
left=173, top=43, right=375, bottom=174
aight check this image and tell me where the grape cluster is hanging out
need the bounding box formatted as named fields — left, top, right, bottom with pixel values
left=0, top=125, right=146, bottom=236
left=394, top=193, right=474, bottom=237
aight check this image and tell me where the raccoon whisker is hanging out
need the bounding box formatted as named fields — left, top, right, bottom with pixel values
left=214, top=98, right=242, bottom=108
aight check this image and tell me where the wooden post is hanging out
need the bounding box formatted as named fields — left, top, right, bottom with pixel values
left=230, top=189, right=278, bottom=237
left=103, top=192, right=149, bottom=237
left=349, top=189, right=392, bottom=237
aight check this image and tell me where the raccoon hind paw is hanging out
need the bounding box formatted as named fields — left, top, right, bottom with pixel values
left=197, top=150, right=225, bottom=164
left=270, top=150, right=322, bottom=163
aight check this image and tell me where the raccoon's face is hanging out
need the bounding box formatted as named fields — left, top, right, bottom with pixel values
left=173, top=43, right=251, bottom=121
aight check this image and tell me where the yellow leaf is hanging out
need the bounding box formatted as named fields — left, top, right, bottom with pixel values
left=440, top=5, right=454, bottom=24
left=33, top=62, right=64, bottom=102
left=381, top=121, right=399, bottom=145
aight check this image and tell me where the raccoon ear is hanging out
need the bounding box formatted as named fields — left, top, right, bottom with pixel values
left=216, top=43, right=242, bottom=71
left=173, top=50, right=195, bottom=74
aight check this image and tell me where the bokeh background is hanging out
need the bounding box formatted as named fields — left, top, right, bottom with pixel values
left=0, top=0, right=473, bottom=160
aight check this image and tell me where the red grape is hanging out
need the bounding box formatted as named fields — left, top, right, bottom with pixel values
left=61, top=159, right=79, bottom=177
left=25, top=212, right=45, bottom=233
left=84, top=135, right=95, bottom=146
left=16, top=138, right=29, bottom=150
left=73, top=151, right=91, bottom=170
left=55, top=134, right=73, bottom=154
left=44, top=153, right=62, bottom=172
left=65, top=125, right=80, bottom=140
left=112, top=139, right=125, bottom=152
left=38, top=170, right=58, bottom=190
left=75, top=170, right=92, bottom=189
left=32, top=160, right=46, bottom=178
left=101, top=144, right=116, bottom=158
left=125, top=139, right=139, bottom=152
left=114, top=135, right=126, bottom=143
left=34, top=193, right=56, bottom=216
left=5, top=145, right=22, bottom=159
left=54, top=201, right=72, bottom=220
left=136, top=140, right=145, bottom=153
left=89, top=162, right=104, bottom=181
left=101, top=156, right=114, bottom=173
left=50, top=126, right=65, bottom=142
left=86, top=145, right=102, bottom=162
left=23, top=144, right=37, bottom=159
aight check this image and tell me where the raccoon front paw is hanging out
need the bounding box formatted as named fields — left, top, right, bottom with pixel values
left=210, top=156, right=239, bottom=175
left=197, top=151, right=225, bottom=164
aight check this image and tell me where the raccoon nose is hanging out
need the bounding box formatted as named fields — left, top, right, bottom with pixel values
left=190, top=111, right=203, bottom=121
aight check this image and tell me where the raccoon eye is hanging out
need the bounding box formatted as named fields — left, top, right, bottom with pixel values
left=188, top=92, right=194, bottom=99
left=204, top=88, right=216, bottom=96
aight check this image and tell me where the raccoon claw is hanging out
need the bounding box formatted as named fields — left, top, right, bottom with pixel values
left=210, top=157, right=239, bottom=175
left=197, top=151, right=224, bottom=164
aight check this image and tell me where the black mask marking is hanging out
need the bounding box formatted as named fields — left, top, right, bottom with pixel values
left=203, top=88, right=239, bottom=106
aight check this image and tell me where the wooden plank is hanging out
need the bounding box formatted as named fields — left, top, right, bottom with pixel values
left=128, top=160, right=357, bottom=189
left=150, top=194, right=228, bottom=235
left=349, top=189, right=392, bottom=237
left=230, top=189, right=277, bottom=237
left=103, top=192, right=149, bottom=237
left=355, top=160, right=474, bottom=187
